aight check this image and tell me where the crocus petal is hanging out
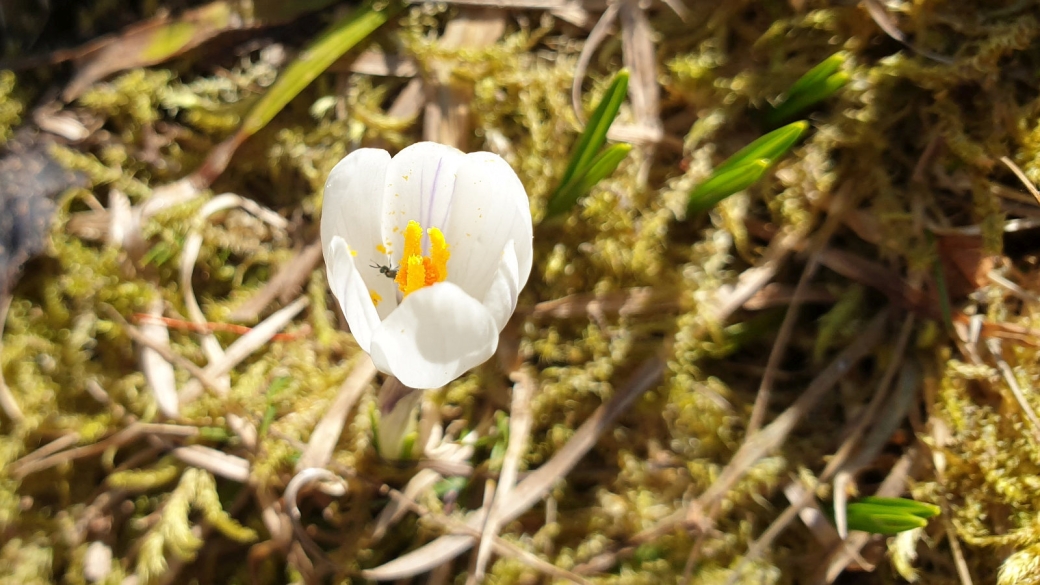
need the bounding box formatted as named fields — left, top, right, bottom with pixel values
left=481, top=240, right=520, bottom=331
left=326, top=237, right=380, bottom=351
left=322, top=148, right=399, bottom=317
left=381, top=143, right=465, bottom=258
left=368, top=282, right=499, bottom=389
left=444, top=152, right=533, bottom=302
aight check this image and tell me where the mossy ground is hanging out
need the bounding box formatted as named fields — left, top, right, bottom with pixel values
left=2, top=1, right=1040, bottom=584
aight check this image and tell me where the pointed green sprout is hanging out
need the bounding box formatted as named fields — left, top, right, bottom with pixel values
left=546, top=69, right=632, bottom=218
left=686, top=120, right=809, bottom=215
left=765, top=51, right=849, bottom=127
left=845, top=497, right=940, bottom=535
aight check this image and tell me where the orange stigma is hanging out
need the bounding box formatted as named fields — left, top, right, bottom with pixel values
left=394, top=220, right=450, bottom=296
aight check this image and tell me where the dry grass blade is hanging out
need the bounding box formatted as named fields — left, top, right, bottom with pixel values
left=344, top=50, right=419, bottom=77
left=372, top=428, right=476, bottom=540
left=746, top=253, right=820, bottom=434
left=1000, top=155, right=1040, bottom=205
left=67, top=178, right=201, bottom=243
left=8, top=432, right=81, bottom=471
left=987, top=338, right=1040, bottom=443
left=572, top=2, right=619, bottom=126
left=296, top=355, right=376, bottom=471
left=709, top=231, right=799, bottom=319
left=364, top=356, right=665, bottom=580
left=181, top=193, right=289, bottom=379
left=381, top=487, right=593, bottom=585
left=423, top=7, right=505, bottom=148
left=169, top=444, right=250, bottom=482
left=10, top=422, right=199, bottom=478
left=861, top=0, right=953, bottom=64
left=417, top=0, right=592, bottom=27
left=104, top=306, right=225, bottom=394
left=527, top=286, right=681, bottom=319
left=782, top=482, right=841, bottom=548
left=748, top=185, right=856, bottom=434
left=817, top=248, right=932, bottom=317
left=139, top=298, right=180, bottom=418
left=285, top=468, right=348, bottom=570
left=619, top=0, right=662, bottom=154
left=371, top=468, right=443, bottom=541
left=941, top=513, right=975, bottom=585
left=726, top=313, right=917, bottom=584
left=231, top=240, right=323, bottom=322
left=471, top=370, right=536, bottom=583
left=692, top=309, right=890, bottom=520
left=179, top=295, right=309, bottom=402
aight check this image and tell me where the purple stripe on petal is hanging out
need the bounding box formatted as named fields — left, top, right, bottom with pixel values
left=420, top=156, right=445, bottom=254
left=427, top=157, right=443, bottom=227
left=419, top=163, right=426, bottom=230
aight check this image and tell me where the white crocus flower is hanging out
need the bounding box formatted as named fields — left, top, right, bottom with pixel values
left=321, top=142, right=533, bottom=389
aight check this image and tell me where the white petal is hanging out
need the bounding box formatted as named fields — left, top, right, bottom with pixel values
left=381, top=142, right=465, bottom=260
left=326, top=237, right=381, bottom=351
left=369, top=282, right=499, bottom=389
left=481, top=240, right=520, bottom=331
left=321, top=148, right=398, bottom=318
left=444, top=151, right=533, bottom=302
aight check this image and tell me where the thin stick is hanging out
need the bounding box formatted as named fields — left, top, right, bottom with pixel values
left=296, top=355, right=376, bottom=470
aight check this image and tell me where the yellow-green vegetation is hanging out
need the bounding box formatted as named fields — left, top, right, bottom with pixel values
left=3, top=1, right=1040, bottom=584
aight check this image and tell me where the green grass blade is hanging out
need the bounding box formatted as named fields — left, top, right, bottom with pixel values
left=786, top=52, right=846, bottom=103
left=545, top=142, right=632, bottom=217
left=842, top=497, right=940, bottom=535
left=685, top=121, right=809, bottom=215
left=765, top=52, right=848, bottom=127
left=852, top=497, right=941, bottom=519
left=714, top=121, right=808, bottom=176
left=846, top=510, right=928, bottom=535
left=767, top=72, right=848, bottom=127
left=553, top=69, right=630, bottom=199
left=686, top=159, right=770, bottom=215
left=240, top=1, right=401, bottom=136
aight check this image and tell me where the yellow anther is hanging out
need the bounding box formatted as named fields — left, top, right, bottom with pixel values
left=428, top=227, right=449, bottom=282
left=394, top=220, right=450, bottom=297
left=401, top=221, right=422, bottom=259
left=403, top=255, right=426, bottom=295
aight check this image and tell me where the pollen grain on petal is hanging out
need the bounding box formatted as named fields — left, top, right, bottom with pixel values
left=376, top=243, right=387, bottom=255
left=370, top=290, right=382, bottom=306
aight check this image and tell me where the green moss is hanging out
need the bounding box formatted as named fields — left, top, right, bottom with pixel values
left=0, top=70, right=23, bottom=145
left=6, top=0, right=1040, bottom=583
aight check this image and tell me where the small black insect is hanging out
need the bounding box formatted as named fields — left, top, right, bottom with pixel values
left=370, top=262, right=398, bottom=279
